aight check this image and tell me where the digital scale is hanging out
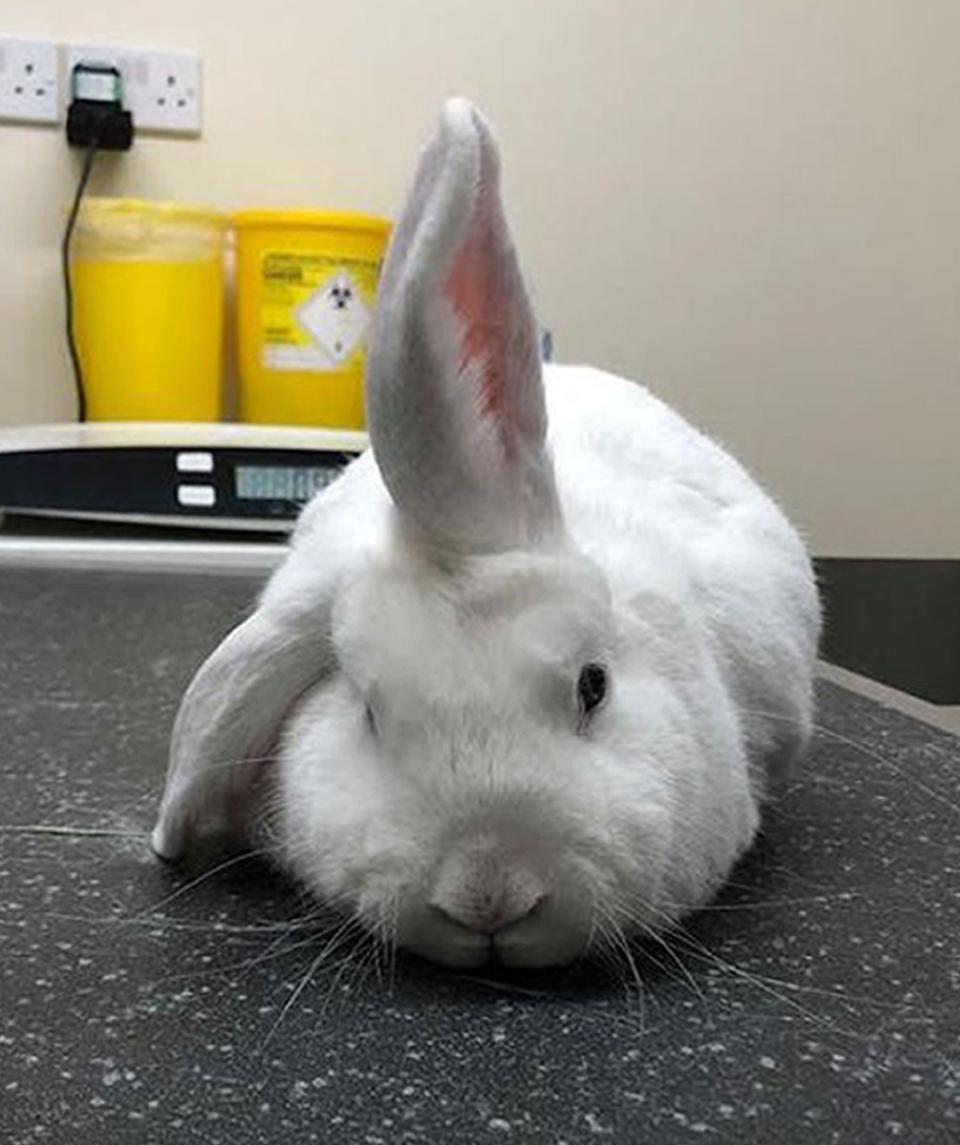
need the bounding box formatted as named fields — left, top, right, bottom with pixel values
left=0, top=422, right=368, bottom=532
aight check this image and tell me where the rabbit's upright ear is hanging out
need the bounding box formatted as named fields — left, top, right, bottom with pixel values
left=366, top=99, right=561, bottom=553
left=151, top=605, right=330, bottom=861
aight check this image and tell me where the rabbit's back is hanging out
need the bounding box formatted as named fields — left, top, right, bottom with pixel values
left=545, top=365, right=820, bottom=788
left=291, top=362, right=818, bottom=790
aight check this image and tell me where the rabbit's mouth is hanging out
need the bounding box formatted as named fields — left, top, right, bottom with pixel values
left=362, top=826, right=595, bottom=968
left=392, top=887, right=594, bottom=970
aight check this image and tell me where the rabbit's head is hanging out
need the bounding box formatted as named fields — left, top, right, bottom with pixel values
left=153, top=101, right=757, bottom=968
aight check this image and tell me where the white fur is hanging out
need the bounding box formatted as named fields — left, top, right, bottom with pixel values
left=152, top=99, right=819, bottom=969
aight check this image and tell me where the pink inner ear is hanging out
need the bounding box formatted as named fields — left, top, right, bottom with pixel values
left=444, top=177, right=512, bottom=426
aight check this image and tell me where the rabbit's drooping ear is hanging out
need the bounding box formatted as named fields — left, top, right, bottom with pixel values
left=151, top=608, right=330, bottom=861
left=366, top=98, right=561, bottom=553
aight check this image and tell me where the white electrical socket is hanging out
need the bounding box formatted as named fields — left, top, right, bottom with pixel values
left=0, top=37, right=60, bottom=124
left=66, top=43, right=201, bottom=135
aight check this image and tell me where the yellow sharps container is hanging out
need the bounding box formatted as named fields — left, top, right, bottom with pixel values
left=232, top=210, right=390, bottom=429
left=72, top=198, right=226, bottom=421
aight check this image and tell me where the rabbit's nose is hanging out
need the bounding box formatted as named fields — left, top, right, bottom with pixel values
left=429, top=847, right=547, bottom=935
left=431, top=885, right=546, bottom=935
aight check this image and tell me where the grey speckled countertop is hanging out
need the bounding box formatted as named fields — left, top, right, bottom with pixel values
left=1, top=567, right=958, bottom=1144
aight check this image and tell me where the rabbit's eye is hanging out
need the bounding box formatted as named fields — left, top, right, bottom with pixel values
left=365, top=703, right=378, bottom=737
left=577, top=662, right=608, bottom=725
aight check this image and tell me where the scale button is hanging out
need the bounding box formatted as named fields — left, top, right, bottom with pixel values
left=177, top=484, right=216, bottom=508
left=176, top=451, right=214, bottom=474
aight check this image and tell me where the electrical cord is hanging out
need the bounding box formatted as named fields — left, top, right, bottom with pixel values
left=62, top=140, right=100, bottom=423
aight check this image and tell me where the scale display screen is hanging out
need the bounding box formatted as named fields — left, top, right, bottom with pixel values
left=234, top=465, right=341, bottom=503
left=0, top=423, right=365, bottom=531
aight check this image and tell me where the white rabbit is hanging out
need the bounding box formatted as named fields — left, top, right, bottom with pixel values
left=152, top=99, right=819, bottom=969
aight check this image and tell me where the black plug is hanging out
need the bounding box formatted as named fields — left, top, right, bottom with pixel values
left=62, top=60, right=134, bottom=422
left=66, top=62, right=133, bottom=150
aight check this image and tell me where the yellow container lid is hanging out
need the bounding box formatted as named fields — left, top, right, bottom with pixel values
left=80, top=197, right=226, bottom=228
left=75, top=197, right=227, bottom=260
left=232, top=209, right=391, bottom=237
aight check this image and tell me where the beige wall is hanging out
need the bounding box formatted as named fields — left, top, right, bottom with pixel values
left=1, top=1, right=957, bottom=557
